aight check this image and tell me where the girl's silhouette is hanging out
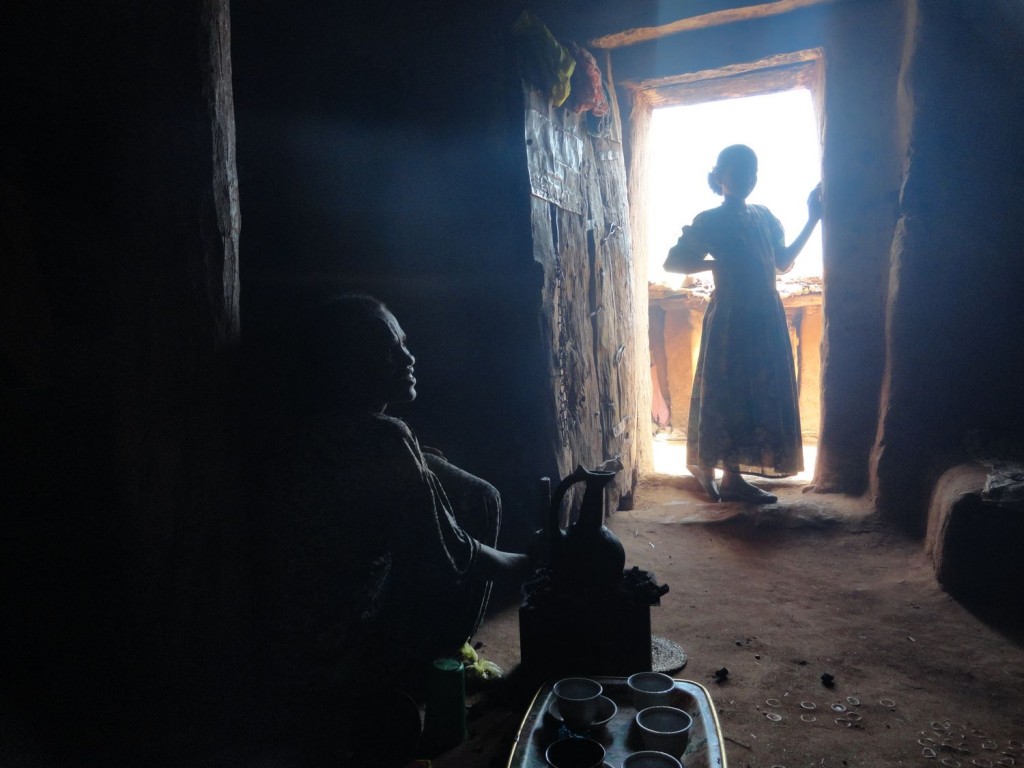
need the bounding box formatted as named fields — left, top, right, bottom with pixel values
left=664, top=144, right=822, bottom=503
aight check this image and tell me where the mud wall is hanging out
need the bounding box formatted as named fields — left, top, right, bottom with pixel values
left=3, top=0, right=245, bottom=750
left=872, top=0, right=1024, bottom=532
left=816, top=0, right=905, bottom=494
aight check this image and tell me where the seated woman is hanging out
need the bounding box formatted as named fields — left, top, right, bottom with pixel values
left=253, top=293, right=533, bottom=765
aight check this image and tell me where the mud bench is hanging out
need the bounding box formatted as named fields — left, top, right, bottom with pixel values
left=926, top=461, right=1024, bottom=603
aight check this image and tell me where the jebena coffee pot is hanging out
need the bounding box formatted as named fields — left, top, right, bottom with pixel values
left=547, top=464, right=626, bottom=589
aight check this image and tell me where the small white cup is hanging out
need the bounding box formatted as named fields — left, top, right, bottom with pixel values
left=622, top=751, right=683, bottom=768
left=635, top=705, right=693, bottom=757
left=553, top=677, right=603, bottom=734
left=627, top=671, right=676, bottom=710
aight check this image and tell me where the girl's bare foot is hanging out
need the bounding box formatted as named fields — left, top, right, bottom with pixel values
left=692, top=465, right=720, bottom=502
left=719, top=473, right=777, bottom=504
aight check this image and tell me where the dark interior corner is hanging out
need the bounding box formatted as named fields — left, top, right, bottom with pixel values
left=3, top=0, right=1024, bottom=764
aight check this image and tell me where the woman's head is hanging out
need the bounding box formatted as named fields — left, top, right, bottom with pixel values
left=292, top=293, right=417, bottom=413
left=707, top=144, right=758, bottom=199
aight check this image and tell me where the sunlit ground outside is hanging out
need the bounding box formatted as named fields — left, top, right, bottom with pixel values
left=651, top=437, right=817, bottom=484
left=647, top=89, right=823, bottom=287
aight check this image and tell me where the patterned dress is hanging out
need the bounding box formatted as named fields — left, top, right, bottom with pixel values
left=665, top=202, right=803, bottom=478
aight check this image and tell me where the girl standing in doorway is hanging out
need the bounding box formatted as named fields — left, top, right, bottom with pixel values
left=664, top=144, right=822, bottom=503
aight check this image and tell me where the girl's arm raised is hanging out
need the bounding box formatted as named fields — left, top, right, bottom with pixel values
left=776, top=183, right=822, bottom=273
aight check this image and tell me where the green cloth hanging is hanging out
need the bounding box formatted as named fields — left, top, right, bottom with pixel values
left=513, top=10, right=575, bottom=107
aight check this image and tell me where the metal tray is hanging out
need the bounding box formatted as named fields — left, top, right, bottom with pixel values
left=506, top=676, right=727, bottom=768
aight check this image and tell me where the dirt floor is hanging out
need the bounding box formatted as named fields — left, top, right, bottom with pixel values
left=442, top=470, right=1024, bottom=768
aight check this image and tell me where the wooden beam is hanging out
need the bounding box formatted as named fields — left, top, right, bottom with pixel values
left=642, top=67, right=809, bottom=106
left=589, top=0, right=836, bottom=50
left=628, top=50, right=818, bottom=91
left=631, top=55, right=821, bottom=107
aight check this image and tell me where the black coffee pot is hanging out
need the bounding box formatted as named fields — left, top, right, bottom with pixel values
left=547, top=464, right=626, bottom=589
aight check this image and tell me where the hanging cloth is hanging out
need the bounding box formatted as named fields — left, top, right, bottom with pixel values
left=513, top=10, right=575, bottom=107
left=567, top=42, right=609, bottom=117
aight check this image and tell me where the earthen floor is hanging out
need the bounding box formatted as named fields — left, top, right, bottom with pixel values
left=451, top=470, right=1024, bottom=768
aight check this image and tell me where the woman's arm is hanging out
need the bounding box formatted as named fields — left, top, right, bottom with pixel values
left=474, top=544, right=535, bottom=581
left=775, top=184, right=822, bottom=273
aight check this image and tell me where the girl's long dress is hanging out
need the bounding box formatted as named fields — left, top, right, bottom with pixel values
left=667, top=202, right=803, bottom=477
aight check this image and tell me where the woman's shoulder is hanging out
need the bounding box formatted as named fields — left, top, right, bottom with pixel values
left=367, top=412, right=414, bottom=437
left=322, top=413, right=423, bottom=480
left=286, top=411, right=416, bottom=457
left=355, top=413, right=418, bottom=454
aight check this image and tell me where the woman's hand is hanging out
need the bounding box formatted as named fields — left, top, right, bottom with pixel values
left=807, top=183, right=823, bottom=222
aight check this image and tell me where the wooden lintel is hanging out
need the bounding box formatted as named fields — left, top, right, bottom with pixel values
left=627, top=50, right=820, bottom=95
left=642, top=60, right=817, bottom=106
left=589, top=0, right=836, bottom=50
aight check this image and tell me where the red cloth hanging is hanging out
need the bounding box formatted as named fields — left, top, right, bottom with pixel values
left=568, top=42, right=609, bottom=117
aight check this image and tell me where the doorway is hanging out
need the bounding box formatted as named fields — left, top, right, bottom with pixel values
left=641, top=84, right=823, bottom=484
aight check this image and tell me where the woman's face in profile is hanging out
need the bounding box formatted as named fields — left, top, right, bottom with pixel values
left=369, top=309, right=417, bottom=407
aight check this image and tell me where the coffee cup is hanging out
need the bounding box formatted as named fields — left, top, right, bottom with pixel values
left=622, top=751, right=683, bottom=768
left=626, top=672, right=675, bottom=709
left=545, top=736, right=606, bottom=768
left=553, top=677, right=603, bottom=733
left=635, top=705, right=693, bottom=757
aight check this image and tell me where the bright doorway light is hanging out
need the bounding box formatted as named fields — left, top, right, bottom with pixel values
left=647, top=89, right=822, bottom=288
left=651, top=437, right=817, bottom=483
